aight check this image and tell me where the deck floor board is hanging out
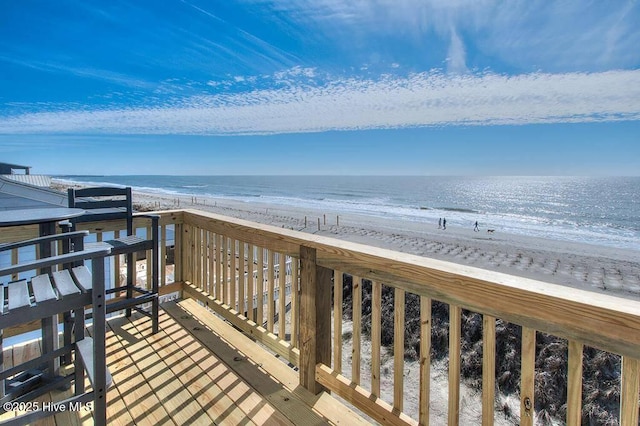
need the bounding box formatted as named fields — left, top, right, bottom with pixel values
left=2, top=303, right=362, bottom=425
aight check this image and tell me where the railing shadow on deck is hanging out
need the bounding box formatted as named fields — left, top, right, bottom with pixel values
left=2, top=208, right=639, bottom=425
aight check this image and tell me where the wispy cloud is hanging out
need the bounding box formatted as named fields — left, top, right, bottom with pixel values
left=0, top=55, right=156, bottom=90
left=446, top=29, right=467, bottom=74
left=1, top=69, right=638, bottom=135
left=480, top=1, right=640, bottom=71
left=246, top=0, right=640, bottom=72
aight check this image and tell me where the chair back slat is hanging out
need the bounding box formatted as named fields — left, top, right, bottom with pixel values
left=72, top=187, right=129, bottom=197
left=68, top=187, right=133, bottom=234
left=72, top=200, right=129, bottom=210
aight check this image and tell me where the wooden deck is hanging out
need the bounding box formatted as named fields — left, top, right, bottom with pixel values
left=1, top=300, right=367, bottom=426
left=3, top=209, right=640, bottom=425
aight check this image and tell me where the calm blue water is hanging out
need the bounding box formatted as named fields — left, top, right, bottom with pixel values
left=57, top=175, right=640, bottom=251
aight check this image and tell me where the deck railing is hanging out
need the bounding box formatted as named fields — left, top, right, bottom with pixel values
left=1, top=208, right=639, bottom=425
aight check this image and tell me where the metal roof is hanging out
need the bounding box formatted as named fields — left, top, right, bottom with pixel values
left=1, top=174, right=51, bottom=187
left=0, top=176, right=67, bottom=211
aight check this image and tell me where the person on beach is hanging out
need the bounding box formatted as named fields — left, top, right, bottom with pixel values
left=438, top=218, right=442, bottom=229
left=442, top=218, right=446, bottom=230
left=474, top=221, right=479, bottom=232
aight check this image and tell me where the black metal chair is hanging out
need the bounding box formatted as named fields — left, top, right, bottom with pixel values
left=67, top=187, right=159, bottom=334
left=0, top=232, right=111, bottom=426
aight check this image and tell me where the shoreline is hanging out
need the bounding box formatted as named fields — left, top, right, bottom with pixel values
left=124, top=185, right=640, bottom=301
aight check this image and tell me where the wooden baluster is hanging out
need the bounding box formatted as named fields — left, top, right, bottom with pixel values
left=291, top=258, right=299, bottom=348
left=182, top=224, right=193, bottom=284
left=239, top=241, right=246, bottom=316
left=394, top=288, right=405, bottom=412
left=208, top=231, right=215, bottom=296
left=257, top=247, right=264, bottom=327
left=160, top=226, right=167, bottom=288
left=520, top=327, right=536, bottom=426
left=198, top=229, right=204, bottom=292
left=267, top=251, right=275, bottom=333
left=201, top=228, right=206, bottom=291
left=566, top=340, right=583, bottom=426
left=195, top=227, right=202, bottom=290
left=216, top=234, right=223, bottom=301
left=371, top=280, right=382, bottom=397
left=448, top=305, right=461, bottom=426
left=420, top=296, right=432, bottom=426
left=229, top=239, right=236, bottom=311
left=202, top=231, right=208, bottom=297
left=279, top=253, right=286, bottom=340
left=201, top=229, right=207, bottom=292
left=620, top=356, right=640, bottom=426
left=333, top=270, right=344, bottom=373
left=247, top=244, right=255, bottom=322
left=482, top=315, right=496, bottom=426
left=223, top=236, right=230, bottom=305
left=352, top=275, right=362, bottom=384
left=201, top=230, right=208, bottom=294
left=174, top=223, right=183, bottom=285
left=114, top=230, right=121, bottom=294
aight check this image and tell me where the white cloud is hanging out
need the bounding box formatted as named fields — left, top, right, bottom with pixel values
left=1, top=69, right=639, bottom=135
left=446, top=29, right=467, bottom=74
left=246, top=0, right=640, bottom=72
left=0, top=56, right=156, bottom=90
left=274, top=66, right=317, bottom=81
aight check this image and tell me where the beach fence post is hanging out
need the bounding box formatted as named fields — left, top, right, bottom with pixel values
left=299, top=246, right=331, bottom=394
left=337, top=215, right=339, bottom=227
left=317, top=218, right=321, bottom=231
left=323, top=214, right=326, bottom=225
left=304, top=216, right=307, bottom=228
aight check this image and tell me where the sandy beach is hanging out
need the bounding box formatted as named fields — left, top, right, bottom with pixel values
left=129, top=187, right=640, bottom=302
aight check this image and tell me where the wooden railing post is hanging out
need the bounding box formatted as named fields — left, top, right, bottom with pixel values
left=182, top=223, right=194, bottom=284
left=299, top=245, right=331, bottom=394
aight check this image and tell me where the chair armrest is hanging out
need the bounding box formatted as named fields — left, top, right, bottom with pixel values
left=0, top=247, right=111, bottom=277
left=0, top=231, right=89, bottom=252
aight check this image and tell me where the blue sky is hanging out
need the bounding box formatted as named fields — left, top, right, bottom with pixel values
left=1, top=0, right=639, bottom=175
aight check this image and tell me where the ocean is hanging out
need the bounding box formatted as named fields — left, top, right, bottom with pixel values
left=57, top=175, right=640, bottom=251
